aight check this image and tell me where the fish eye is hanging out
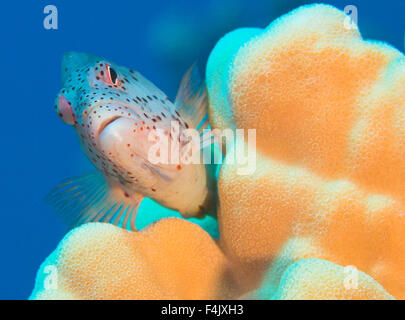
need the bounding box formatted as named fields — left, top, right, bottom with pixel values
left=106, top=64, right=120, bottom=86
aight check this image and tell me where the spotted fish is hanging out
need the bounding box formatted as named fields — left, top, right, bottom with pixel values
left=47, top=52, right=217, bottom=231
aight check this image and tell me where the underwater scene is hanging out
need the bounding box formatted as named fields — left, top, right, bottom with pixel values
left=1, top=0, right=405, bottom=301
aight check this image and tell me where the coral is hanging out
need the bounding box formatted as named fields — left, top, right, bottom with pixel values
left=135, top=198, right=219, bottom=240
left=207, top=4, right=405, bottom=298
left=30, top=218, right=233, bottom=299
left=245, top=258, right=394, bottom=300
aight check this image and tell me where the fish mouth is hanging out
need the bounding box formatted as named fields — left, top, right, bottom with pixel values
left=97, top=116, right=122, bottom=136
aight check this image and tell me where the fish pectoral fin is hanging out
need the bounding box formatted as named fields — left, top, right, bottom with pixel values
left=45, top=172, right=144, bottom=231
left=174, top=64, right=208, bottom=133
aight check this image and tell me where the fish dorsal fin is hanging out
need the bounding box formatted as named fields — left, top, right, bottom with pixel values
left=45, top=172, right=143, bottom=231
left=175, top=64, right=208, bottom=132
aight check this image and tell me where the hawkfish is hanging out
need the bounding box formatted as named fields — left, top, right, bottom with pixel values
left=48, top=52, right=217, bottom=231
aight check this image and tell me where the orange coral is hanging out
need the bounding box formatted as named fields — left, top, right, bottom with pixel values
left=246, top=258, right=394, bottom=300
left=30, top=218, right=232, bottom=299
left=207, top=4, right=405, bottom=298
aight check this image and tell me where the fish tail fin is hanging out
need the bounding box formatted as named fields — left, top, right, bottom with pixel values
left=175, top=63, right=209, bottom=131
left=45, top=172, right=143, bottom=231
